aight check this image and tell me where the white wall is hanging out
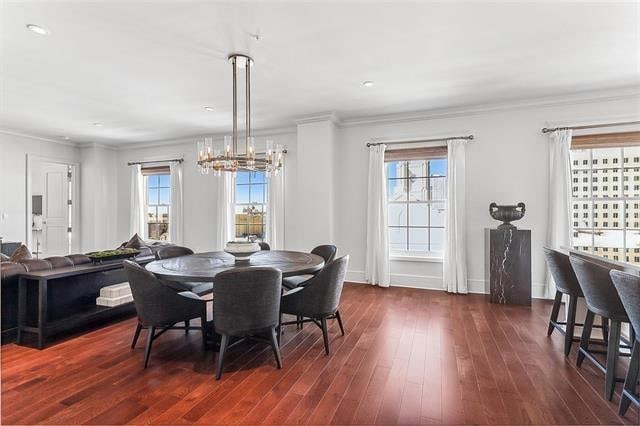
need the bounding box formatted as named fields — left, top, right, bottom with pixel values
left=334, top=95, right=640, bottom=296
left=0, top=132, right=80, bottom=245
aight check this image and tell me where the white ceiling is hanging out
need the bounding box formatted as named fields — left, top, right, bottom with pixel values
left=1, top=1, right=639, bottom=145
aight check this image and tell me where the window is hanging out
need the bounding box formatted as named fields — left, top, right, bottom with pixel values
left=570, top=138, right=640, bottom=265
left=386, top=158, right=447, bottom=256
left=235, top=171, right=267, bottom=241
left=146, top=173, right=170, bottom=240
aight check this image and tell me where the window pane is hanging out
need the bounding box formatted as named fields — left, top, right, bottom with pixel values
left=407, top=160, right=427, bottom=178
left=387, top=178, right=407, bottom=201
left=594, top=229, right=624, bottom=250
left=430, top=177, right=447, bottom=201
left=389, top=228, right=407, bottom=252
left=236, top=185, right=250, bottom=204
left=430, top=202, right=446, bottom=227
left=158, top=174, right=170, bottom=187
left=571, top=149, right=590, bottom=170
left=572, top=229, right=592, bottom=251
left=236, top=224, right=248, bottom=238
left=250, top=184, right=265, bottom=203
left=237, top=171, right=250, bottom=184
left=386, top=162, right=404, bottom=179
left=159, top=188, right=170, bottom=204
left=157, top=206, right=168, bottom=223
left=408, top=228, right=428, bottom=252
left=147, top=206, right=157, bottom=223
left=623, top=168, right=640, bottom=197
left=574, top=201, right=593, bottom=229
left=147, top=188, right=159, bottom=205
left=408, top=178, right=428, bottom=201
left=408, top=203, right=428, bottom=227
left=572, top=169, right=591, bottom=198
left=430, top=228, right=445, bottom=252
left=148, top=175, right=159, bottom=187
left=429, top=159, right=447, bottom=177
left=389, top=204, right=407, bottom=226
left=252, top=171, right=266, bottom=184
left=592, top=148, right=621, bottom=169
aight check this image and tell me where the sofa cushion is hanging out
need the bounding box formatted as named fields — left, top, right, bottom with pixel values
left=9, top=244, right=32, bottom=263
left=44, top=256, right=74, bottom=269
left=0, top=262, right=26, bottom=280
left=19, top=259, right=52, bottom=272
left=66, top=254, right=92, bottom=266
left=123, top=233, right=146, bottom=249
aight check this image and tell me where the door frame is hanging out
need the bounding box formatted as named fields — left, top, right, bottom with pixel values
left=25, top=155, right=80, bottom=255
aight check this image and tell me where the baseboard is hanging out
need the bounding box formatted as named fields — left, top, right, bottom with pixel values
left=347, top=270, right=548, bottom=299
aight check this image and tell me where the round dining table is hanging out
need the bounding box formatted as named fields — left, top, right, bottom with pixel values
left=145, top=250, right=325, bottom=282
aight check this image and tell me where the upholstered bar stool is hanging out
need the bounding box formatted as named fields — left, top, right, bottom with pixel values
left=544, top=247, right=588, bottom=356
left=570, top=255, right=633, bottom=400
left=609, top=270, right=640, bottom=416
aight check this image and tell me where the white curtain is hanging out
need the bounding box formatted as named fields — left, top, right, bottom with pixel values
left=365, top=144, right=390, bottom=287
left=266, top=166, right=285, bottom=249
left=213, top=172, right=235, bottom=251
left=129, top=164, right=145, bottom=238
left=546, top=129, right=573, bottom=297
left=169, top=161, right=184, bottom=245
left=443, top=139, right=468, bottom=294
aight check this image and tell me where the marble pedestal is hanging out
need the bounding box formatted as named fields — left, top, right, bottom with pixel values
left=485, top=228, right=531, bottom=306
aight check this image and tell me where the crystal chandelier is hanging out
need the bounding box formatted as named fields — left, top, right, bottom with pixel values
left=197, top=54, right=284, bottom=176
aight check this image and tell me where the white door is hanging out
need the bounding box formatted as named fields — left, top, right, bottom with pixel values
left=43, top=164, right=70, bottom=255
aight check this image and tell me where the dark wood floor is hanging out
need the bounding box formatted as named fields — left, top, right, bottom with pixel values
left=2, top=283, right=638, bottom=425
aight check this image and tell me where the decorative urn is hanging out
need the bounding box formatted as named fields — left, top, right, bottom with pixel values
left=224, top=240, right=261, bottom=261
left=489, top=202, right=526, bottom=229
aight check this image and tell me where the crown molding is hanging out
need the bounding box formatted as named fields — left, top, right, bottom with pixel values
left=294, top=112, right=341, bottom=126
left=339, top=86, right=640, bottom=128
left=0, top=128, right=81, bottom=148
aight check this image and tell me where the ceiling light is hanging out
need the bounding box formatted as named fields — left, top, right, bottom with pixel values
left=26, top=24, right=49, bottom=35
left=362, top=81, right=374, bottom=87
left=92, top=122, right=104, bottom=127
left=58, top=136, right=70, bottom=140
left=204, top=106, right=214, bottom=111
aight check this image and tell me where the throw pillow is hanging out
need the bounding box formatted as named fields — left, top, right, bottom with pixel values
left=9, top=244, right=32, bottom=262
left=124, top=233, right=146, bottom=249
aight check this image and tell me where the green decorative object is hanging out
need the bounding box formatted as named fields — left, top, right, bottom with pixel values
left=86, top=248, right=140, bottom=263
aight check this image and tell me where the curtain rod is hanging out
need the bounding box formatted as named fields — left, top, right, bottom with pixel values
left=127, top=158, right=184, bottom=166
left=542, top=120, right=640, bottom=134
left=366, top=135, right=474, bottom=147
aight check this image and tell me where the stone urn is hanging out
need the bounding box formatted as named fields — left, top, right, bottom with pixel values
left=489, top=202, right=526, bottom=229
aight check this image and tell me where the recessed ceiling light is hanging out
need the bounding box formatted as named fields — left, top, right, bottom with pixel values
left=26, top=24, right=49, bottom=35
left=204, top=106, right=214, bottom=111
left=362, top=81, right=374, bottom=87
left=92, top=122, right=104, bottom=127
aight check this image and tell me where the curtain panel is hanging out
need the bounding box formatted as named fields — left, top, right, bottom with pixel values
left=213, top=172, right=236, bottom=251
left=169, top=161, right=184, bottom=245
left=365, top=144, right=390, bottom=287
left=129, top=164, right=146, bottom=239
left=443, top=139, right=468, bottom=294
left=266, top=166, right=285, bottom=249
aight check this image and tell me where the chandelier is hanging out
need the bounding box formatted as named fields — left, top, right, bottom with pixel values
left=197, top=53, right=284, bottom=176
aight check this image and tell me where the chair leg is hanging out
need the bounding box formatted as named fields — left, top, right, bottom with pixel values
left=185, top=319, right=190, bottom=334
left=564, top=295, right=578, bottom=356
left=619, top=341, right=639, bottom=416
left=216, top=334, right=229, bottom=380
left=269, top=328, right=283, bottom=369
left=548, top=291, right=563, bottom=336
left=321, top=317, right=330, bottom=355
left=335, top=310, right=345, bottom=336
left=602, top=318, right=609, bottom=343
left=277, top=313, right=282, bottom=346
left=577, top=310, right=595, bottom=367
left=143, top=327, right=155, bottom=368
left=201, top=315, right=207, bottom=349
left=298, top=315, right=303, bottom=330
left=131, top=322, right=143, bottom=349
left=605, top=320, right=622, bottom=401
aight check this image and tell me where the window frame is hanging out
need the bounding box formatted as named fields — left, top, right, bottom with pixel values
left=234, top=171, right=267, bottom=241
left=145, top=172, right=171, bottom=241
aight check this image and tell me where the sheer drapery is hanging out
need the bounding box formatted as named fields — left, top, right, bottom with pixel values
left=266, top=166, right=285, bottom=249
left=213, top=172, right=236, bottom=251
left=129, top=164, right=145, bottom=238
left=443, top=139, right=468, bottom=294
left=169, top=161, right=184, bottom=245
left=365, top=144, right=390, bottom=287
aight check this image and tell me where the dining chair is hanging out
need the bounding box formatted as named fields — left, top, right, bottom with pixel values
left=213, top=267, right=283, bottom=380
left=123, top=260, right=208, bottom=368
left=609, top=270, right=640, bottom=416
left=155, top=246, right=213, bottom=296
left=280, top=255, right=349, bottom=355
left=259, top=242, right=271, bottom=250
left=544, top=247, right=593, bottom=356
left=282, top=244, right=337, bottom=290
left=569, top=254, right=633, bottom=400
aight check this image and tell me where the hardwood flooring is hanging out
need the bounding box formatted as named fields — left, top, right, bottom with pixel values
left=2, top=283, right=638, bottom=425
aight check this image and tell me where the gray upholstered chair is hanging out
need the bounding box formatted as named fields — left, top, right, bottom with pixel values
left=259, top=242, right=271, bottom=251
left=155, top=246, right=213, bottom=296
left=123, top=260, right=208, bottom=368
left=609, top=270, right=640, bottom=416
left=544, top=247, right=591, bottom=356
left=281, top=255, right=349, bottom=355
left=282, top=244, right=337, bottom=290
left=213, top=267, right=283, bottom=379
left=569, top=254, right=632, bottom=400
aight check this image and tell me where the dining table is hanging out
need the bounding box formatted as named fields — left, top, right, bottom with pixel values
left=145, top=250, right=325, bottom=282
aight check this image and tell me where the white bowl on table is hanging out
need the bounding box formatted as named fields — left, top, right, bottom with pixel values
left=224, top=241, right=261, bottom=261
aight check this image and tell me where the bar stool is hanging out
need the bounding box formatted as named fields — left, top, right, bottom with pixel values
left=544, top=247, right=589, bottom=356
left=569, top=255, right=633, bottom=401
left=609, top=270, right=640, bottom=416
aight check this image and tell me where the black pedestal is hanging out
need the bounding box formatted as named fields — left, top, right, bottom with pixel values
left=485, top=228, right=531, bottom=306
